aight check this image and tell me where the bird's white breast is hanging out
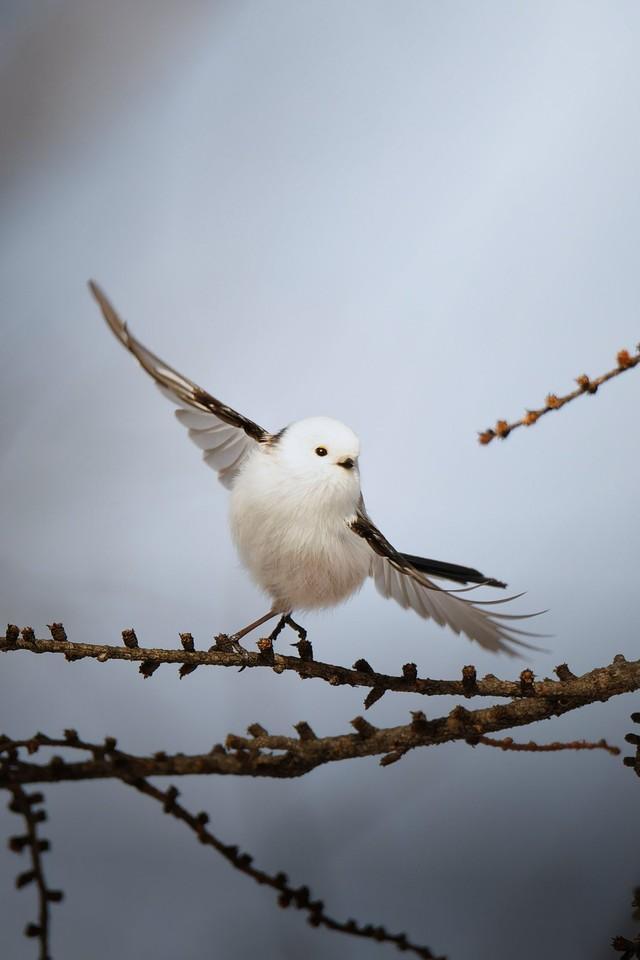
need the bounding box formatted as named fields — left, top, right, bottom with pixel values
left=229, top=446, right=371, bottom=611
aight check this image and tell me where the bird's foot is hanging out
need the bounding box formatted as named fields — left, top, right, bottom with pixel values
left=285, top=614, right=307, bottom=642
left=230, top=635, right=251, bottom=672
left=267, top=615, right=288, bottom=644
left=284, top=615, right=313, bottom=660
left=229, top=636, right=251, bottom=661
left=213, top=633, right=251, bottom=665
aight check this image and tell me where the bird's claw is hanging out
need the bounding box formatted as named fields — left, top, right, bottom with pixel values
left=285, top=614, right=307, bottom=642
left=216, top=635, right=251, bottom=670
left=229, top=637, right=250, bottom=659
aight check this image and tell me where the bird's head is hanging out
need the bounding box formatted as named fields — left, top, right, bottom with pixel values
left=275, top=417, right=361, bottom=494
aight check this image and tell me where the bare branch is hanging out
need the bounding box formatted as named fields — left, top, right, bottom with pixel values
left=121, top=774, right=442, bottom=959
left=612, top=887, right=640, bottom=958
left=7, top=785, right=63, bottom=959
left=478, top=346, right=640, bottom=444
left=611, top=715, right=640, bottom=957
left=1, top=738, right=442, bottom=958
left=3, top=626, right=638, bottom=709
left=612, top=933, right=640, bottom=959
left=623, top=712, right=640, bottom=779
left=2, top=632, right=636, bottom=957
left=1, top=748, right=441, bottom=958
left=1, top=651, right=633, bottom=787
left=471, top=734, right=620, bottom=755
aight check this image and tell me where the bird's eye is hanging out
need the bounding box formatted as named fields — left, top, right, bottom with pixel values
left=315, top=446, right=328, bottom=457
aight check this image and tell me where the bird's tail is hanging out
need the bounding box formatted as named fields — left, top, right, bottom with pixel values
left=399, top=553, right=506, bottom=589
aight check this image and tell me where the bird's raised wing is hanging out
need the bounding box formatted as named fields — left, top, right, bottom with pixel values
left=89, top=282, right=269, bottom=488
left=349, top=509, right=544, bottom=655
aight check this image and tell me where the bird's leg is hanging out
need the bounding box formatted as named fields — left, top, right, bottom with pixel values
left=267, top=615, right=288, bottom=644
left=228, top=610, right=281, bottom=656
left=284, top=613, right=307, bottom=642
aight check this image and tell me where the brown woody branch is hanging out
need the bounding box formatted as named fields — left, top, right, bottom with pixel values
left=1, top=661, right=633, bottom=960
left=1, top=654, right=633, bottom=787
left=1, top=728, right=621, bottom=960
left=478, top=346, right=640, bottom=444
left=2, top=739, right=440, bottom=959
left=2, top=626, right=637, bottom=710
left=7, top=786, right=63, bottom=959
left=472, top=734, right=620, bottom=755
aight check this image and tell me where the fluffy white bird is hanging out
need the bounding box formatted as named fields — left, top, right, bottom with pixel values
left=90, top=282, right=541, bottom=655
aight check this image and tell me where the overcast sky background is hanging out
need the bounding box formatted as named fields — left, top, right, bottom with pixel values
left=1, top=2, right=639, bottom=958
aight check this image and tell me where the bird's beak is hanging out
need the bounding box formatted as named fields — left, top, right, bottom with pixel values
left=338, top=457, right=355, bottom=470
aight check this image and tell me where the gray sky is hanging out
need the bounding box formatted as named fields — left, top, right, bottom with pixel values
left=1, top=2, right=639, bottom=958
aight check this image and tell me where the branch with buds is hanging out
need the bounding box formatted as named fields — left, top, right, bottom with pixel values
left=1, top=735, right=441, bottom=960
left=612, top=885, right=640, bottom=959
left=1, top=651, right=630, bottom=787
left=125, top=774, right=442, bottom=959
left=6, top=785, right=63, bottom=960
left=478, top=346, right=640, bottom=444
left=2, top=623, right=638, bottom=959
left=3, top=624, right=639, bottom=712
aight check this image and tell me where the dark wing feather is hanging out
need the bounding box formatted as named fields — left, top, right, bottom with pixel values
left=89, top=281, right=269, bottom=488
left=349, top=509, right=545, bottom=655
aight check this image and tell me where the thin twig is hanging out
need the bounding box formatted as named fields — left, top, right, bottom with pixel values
left=121, top=774, right=442, bottom=959
left=615, top=715, right=640, bottom=957
left=7, top=785, right=63, bottom=960
left=478, top=346, right=640, bottom=444
left=471, top=734, right=620, bottom=755
left=612, top=934, right=640, bottom=959
left=623, top=712, right=640, bottom=779
left=1, top=738, right=441, bottom=957
left=612, top=888, right=640, bottom=958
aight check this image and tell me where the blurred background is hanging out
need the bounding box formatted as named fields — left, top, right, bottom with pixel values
left=1, top=2, right=639, bottom=958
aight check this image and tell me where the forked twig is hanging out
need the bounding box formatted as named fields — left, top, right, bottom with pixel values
left=0, top=734, right=440, bottom=959
left=0, top=659, right=627, bottom=787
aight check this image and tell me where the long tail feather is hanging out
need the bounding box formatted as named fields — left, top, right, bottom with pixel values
left=399, top=553, right=506, bottom=588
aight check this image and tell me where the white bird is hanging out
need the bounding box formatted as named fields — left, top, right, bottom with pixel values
left=89, top=282, right=542, bottom=655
